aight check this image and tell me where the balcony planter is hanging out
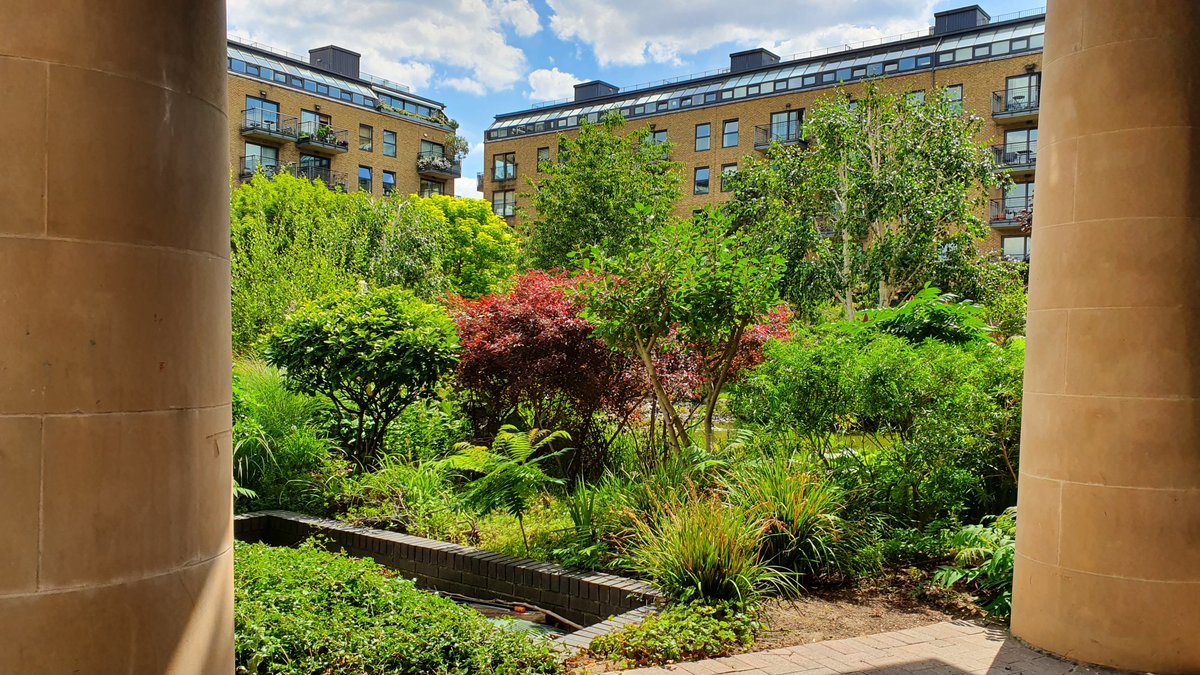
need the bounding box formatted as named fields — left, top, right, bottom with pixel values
left=417, top=155, right=455, bottom=173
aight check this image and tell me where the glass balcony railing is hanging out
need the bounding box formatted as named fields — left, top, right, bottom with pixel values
left=238, top=155, right=281, bottom=180
left=753, top=122, right=805, bottom=150
left=294, top=165, right=347, bottom=190
left=990, top=196, right=1034, bottom=227
left=991, top=142, right=1038, bottom=171
left=295, top=121, right=350, bottom=153
left=992, top=85, right=1040, bottom=118
left=416, top=150, right=462, bottom=179
left=239, top=109, right=298, bottom=140
left=492, top=164, right=518, bottom=183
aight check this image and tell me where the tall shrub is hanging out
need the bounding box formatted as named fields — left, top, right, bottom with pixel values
left=263, top=287, right=460, bottom=470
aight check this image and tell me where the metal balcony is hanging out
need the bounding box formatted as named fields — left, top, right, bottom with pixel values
left=416, top=150, right=462, bottom=179
left=991, top=143, right=1037, bottom=175
left=476, top=172, right=484, bottom=193
left=991, top=86, right=1040, bottom=123
left=295, top=121, right=350, bottom=154
left=753, top=123, right=807, bottom=151
left=989, top=197, right=1033, bottom=229
left=238, top=156, right=282, bottom=181
left=293, top=165, right=347, bottom=191
left=239, top=109, right=298, bottom=144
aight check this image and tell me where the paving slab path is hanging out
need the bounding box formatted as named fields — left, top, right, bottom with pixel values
left=619, top=621, right=1127, bottom=675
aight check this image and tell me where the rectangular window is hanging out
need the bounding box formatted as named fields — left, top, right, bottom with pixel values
left=244, top=96, right=280, bottom=130
left=695, top=123, right=711, bottom=151
left=694, top=167, right=710, bottom=195
left=537, top=146, right=550, bottom=168
left=908, top=90, right=925, bottom=103
left=944, top=84, right=964, bottom=112
left=359, top=124, right=373, bottom=152
left=722, top=119, right=739, bottom=148
left=383, top=130, right=396, bottom=157
left=420, top=179, right=444, bottom=198
left=769, top=111, right=802, bottom=143
left=1006, top=73, right=1040, bottom=110
left=493, top=152, right=517, bottom=181
left=1003, top=128, right=1038, bottom=164
left=420, top=140, right=445, bottom=156
left=242, top=142, right=278, bottom=176
left=300, top=109, right=331, bottom=137
left=649, top=129, right=668, bottom=144
left=1002, top=235, right=1031, bottom=262
left=382, top=170, right=396, bottom=196
left=721, top=163, right=737, bottom=192
left=492, top=190, right=516, bottom=217
left=358, top=166, right=372, bottom=193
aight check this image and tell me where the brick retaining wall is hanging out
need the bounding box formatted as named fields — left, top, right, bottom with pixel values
left=235, top=510, right=660, bottom=628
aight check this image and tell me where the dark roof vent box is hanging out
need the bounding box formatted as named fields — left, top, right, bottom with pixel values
left=309, top=45, right=362, bottom=80
left=729, top=48, right=780, bottom=73
left=933, top=5, right=991, bottom=34
left=574, top=80, right=620, bottom=102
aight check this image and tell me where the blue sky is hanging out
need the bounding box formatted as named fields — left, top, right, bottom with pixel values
left=227, top=0, right=1041, bottom=198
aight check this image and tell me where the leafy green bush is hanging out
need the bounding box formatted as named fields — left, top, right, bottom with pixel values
left=626, top=491, right=785, bottom=603
left=383, top=397, right=473, bottom=463
left=234, top=540, right=562, bottom=674
left=337, top=457, right=465, bottom=538
left=589, top=602, right=758, bottom=667
left=933, top=508, right=1016, bottom=620
left=232, top=359, right=334, bottom=512
left=264, top=287, right=460, bottom=470
left=858, top=286, right=990, bottom=345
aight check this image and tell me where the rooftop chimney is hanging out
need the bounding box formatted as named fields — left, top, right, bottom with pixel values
left=308, top=45, right=362, bottom=80
left=574, top=80, right=619, bottom=102
left=729, top=48, right=780, bottom=74
left=933, top=5, right=991, bottom=34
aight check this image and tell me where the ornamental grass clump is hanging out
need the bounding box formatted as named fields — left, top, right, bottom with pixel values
left=627, top=491, right=785, bottom=604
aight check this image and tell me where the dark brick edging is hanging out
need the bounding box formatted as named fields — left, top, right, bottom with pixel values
left=234, top=510, right=661, bottom=631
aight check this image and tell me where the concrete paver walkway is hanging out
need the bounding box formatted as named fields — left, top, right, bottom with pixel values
left=621, top=621, right=1125, bottom=675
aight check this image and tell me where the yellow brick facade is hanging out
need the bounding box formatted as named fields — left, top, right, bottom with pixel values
left=483, top=52, right=1042, bottom=257
left=227, top=74, right=458, bottom=198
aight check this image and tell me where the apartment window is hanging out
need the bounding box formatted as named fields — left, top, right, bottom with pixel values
left=382, top=171, right=396, bottom=196
left=1002, top=182, right=1035, bottom=220
left=720, top=163, right=738, bottom=192
left=722, top=120, right=739, bottom=147
left=492, top=190, right=516, bottom=217
left=1005, top=73, right=1040, bottom=110
left=298, top=153, right=330, bottom=182
left=383, top=130, right=396, bottom=157
left=244, top=96, right=279, bottom=130
left=649, top=129, right=668, bottom=144
left=421, top=140, right=445, bottom=156
left=420, top=179, right=444, bottom=198
left=944, top=84, right=964, bottom=112
left=769, top=111, right=801, bottom=143
left=493, top=152, right=517, bottom=180
left=358, top=165, right=372, bottom=193
left=1003, top=128, right=1038, bottom=162
left=908, top=90, right=926, bottom=103
left=695, top=123, right=711, bottom=151
left=537, top=146, right=550, bottom=168
left=300, top=109, right=330, bottom=135
left=242, top=142, right=278, bottom=176
left=694, top=167, right=710, bottom=195
left=1002, top=235, right=1031, bottom=262
left=359, top=124, right=373, bottom=152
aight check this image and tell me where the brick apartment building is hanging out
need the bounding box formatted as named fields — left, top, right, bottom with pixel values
left=227, top=38, right=461, bottom=199
left=482, top=5, right=1043, bottom=261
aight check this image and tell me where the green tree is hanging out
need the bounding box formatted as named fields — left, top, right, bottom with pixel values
left=580, top=210, right=784, bottom=453
left=423, top=194, right=521, bottom=297
left=727, top=83, right=1005, bottom=319
left=524, top=111, right=682, bottom=269
left=263, top=287, right=460, bottom=470
left=442, top=426, right=569, bottom=554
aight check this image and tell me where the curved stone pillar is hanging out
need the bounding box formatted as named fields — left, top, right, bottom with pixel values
left=1012, top=1, right=1200, bottom=672
left=0, top=1, right=232, bottom=671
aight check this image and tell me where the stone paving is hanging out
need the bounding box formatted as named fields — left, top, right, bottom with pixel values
left=620, top=621, right=1127, bottom=675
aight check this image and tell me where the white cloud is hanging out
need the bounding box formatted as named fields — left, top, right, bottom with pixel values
left=546, top=0, right=937, bottom=67
left=228, top=0, right=532, bottom=93
left=492, top=0, right=541, bottom=37
left=526, top=67, right=581, bottom=102
left=455, top=176, right=483, bottom=199
left=446, top=77, right=488, bottom=95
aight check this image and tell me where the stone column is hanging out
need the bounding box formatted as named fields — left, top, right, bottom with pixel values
left=0, top=2, right=232, bottom=671
left=1012, top=1, right=1200, bottom=672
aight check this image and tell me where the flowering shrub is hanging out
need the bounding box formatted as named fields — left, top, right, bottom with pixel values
left=451, top=271, right=645, bottom=478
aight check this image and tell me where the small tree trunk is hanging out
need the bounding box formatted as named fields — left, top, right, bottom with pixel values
left=518, top=514, right=529, bottom=556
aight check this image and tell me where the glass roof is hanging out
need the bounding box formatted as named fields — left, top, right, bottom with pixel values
left=489, top=17, right=1044, bottom=131
left=228, top=45, right=379, bottom=100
